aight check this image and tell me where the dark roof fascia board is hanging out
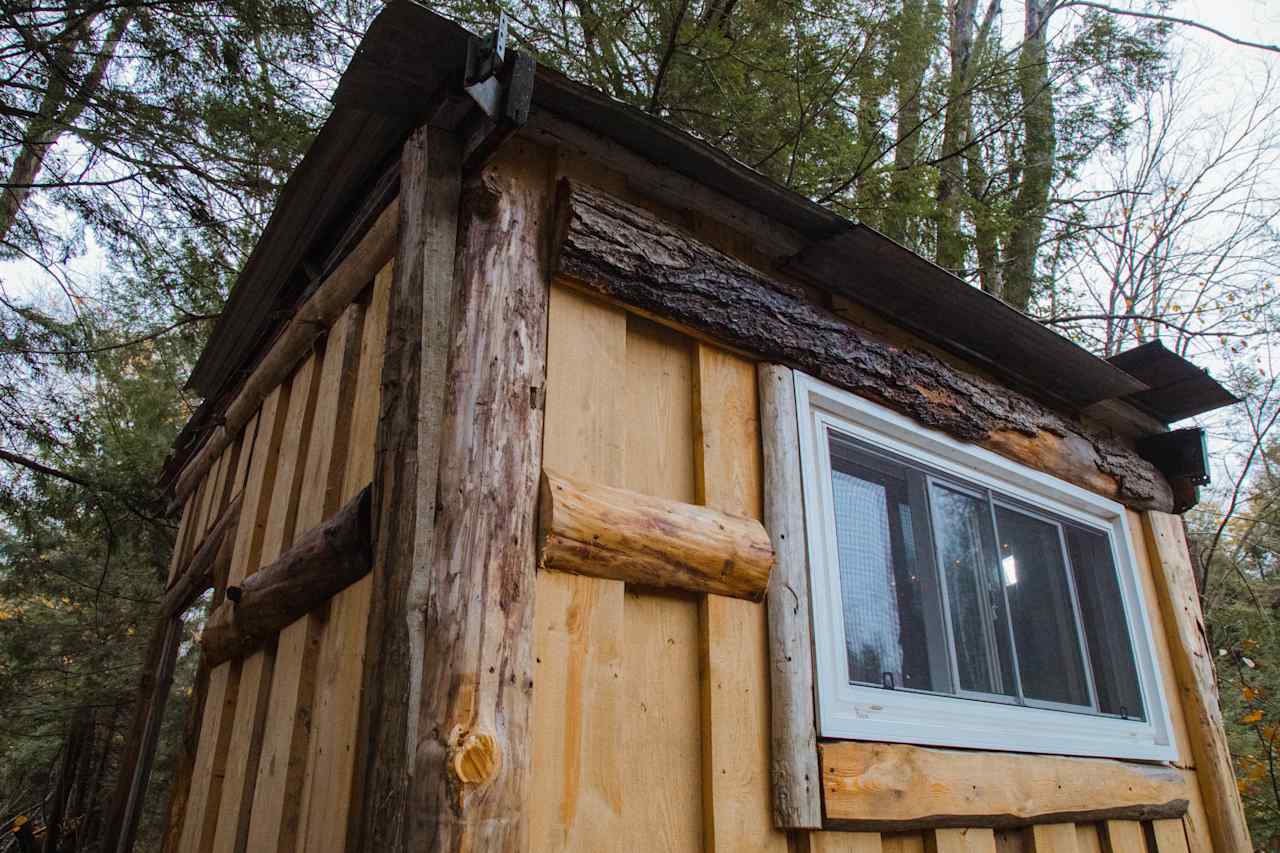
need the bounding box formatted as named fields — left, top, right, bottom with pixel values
left=1106, top=341, right=1240, bottom=423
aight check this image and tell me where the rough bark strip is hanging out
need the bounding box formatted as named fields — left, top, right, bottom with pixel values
left=1142, top=513, right=1252, bottom=853
left=404, top=151, right=552, bottom=851
left=199, top=486, right=373, bottom=667
left=553, top=181, right=1173, bottom=513
left=757, top=364, right=823, bottom=829
left=350, top=125, right=463, bottom=852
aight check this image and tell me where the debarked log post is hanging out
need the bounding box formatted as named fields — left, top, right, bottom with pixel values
left=537, top=469, right=775, bottom=602
left=200, top=486, right=372, bottom=667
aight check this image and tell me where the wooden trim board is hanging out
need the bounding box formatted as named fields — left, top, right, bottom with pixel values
left=820, top=742, right=1188, bottom=832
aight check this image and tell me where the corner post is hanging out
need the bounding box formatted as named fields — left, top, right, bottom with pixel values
left=351, top=123, right=463, bottom=850
left=1142, top=512, right=1252, bottom=852
left=353, top=129, right=550, bottom=852
left=405, top=147, right=551, bottom=851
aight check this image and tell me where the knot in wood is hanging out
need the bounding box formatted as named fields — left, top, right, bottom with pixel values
left=449, top=731, right=500, bottom=786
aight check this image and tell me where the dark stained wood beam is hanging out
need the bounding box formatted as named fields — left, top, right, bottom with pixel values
left=349, top=123, right=464, bottom=851
left=553, top=180, right=1175, bottom=513
left=199, top=486, right=373, bottom=668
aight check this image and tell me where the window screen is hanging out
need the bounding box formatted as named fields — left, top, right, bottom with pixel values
left=828, top=433, right=1146, bottom=719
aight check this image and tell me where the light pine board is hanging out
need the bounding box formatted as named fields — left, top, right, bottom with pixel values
left=210, top=352, right=323, bottom=853
left=1028, top=824, right=1081, bottom=853
left=179, top=384, right=291, bottom=853
left=296, top=264, right=390, bottom=851
left=620, top=314, right=703, bottom=851
left=248, top=302, right=362, bottom=853
left=692, top=342, right=788, bottom=853
left=809, top=832, right=885, bottom=853
left=530, top=283, right=628, bottom=849
left=1101, top=820, right=1145, bottom=853
left=929, top=828, right=998, bottom=853
left=1150, top=819, right=1191, bottom=853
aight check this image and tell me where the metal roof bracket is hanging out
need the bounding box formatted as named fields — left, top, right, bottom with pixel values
left=460, top=13, right=534, bottom=171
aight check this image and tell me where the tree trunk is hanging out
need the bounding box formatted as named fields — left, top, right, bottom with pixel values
left=44, top=706, right=92, bottom=853
left=0, top=11, right=132, bottom=246
left=934, top=0, right=979, bottom=273
left=885, top=0, right=935, bottom=247
left=1002, top=0, right=1056, bottom=311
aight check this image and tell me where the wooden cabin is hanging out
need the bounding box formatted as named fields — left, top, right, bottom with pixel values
left=119, top=4, right=1252, bottom=852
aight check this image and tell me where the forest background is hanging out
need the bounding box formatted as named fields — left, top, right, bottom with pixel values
left=3, top=0, right=1280, bottom=849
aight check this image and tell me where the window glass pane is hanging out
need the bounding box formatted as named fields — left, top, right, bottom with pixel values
left=930, top=484, right=1016, bottom=697
left=994, top=506, right=1091, bottom=707
left=829, top=440, right=937, bottom=692
left=1066, top=527, right=1145, bottom=719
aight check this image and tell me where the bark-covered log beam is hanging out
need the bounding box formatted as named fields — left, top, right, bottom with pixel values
left=161, top=494, right=242, bottom=617
left=200, top=486, right=372, bottom=667
left=538, top=469, right=774, bottom=601
left=553, top=181, right=1174, bottom=513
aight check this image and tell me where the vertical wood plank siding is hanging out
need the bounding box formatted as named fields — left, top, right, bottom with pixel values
left=158, top=144, right=1242, bottom=853
left=693, top=343, right=790, bottom=853
left=530, top=284, right=628, bottom=847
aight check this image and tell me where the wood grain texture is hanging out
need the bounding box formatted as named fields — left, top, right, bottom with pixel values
left=296, top=267, right=388, bottom=853
left=757, top=363, right=822, bottom=829
left=529, top=283, right=627, bottom=850
left=692, top=342, right=789, bottom=853
left=210, top=353, right=323, bottom=853
left=174, top=197, right=399, bottom=505
left=553, top=179, right=1173, bottom=513
left=807, top=832, right=886, bottom=853
left=349, top=124, right=463, bottom=853
left=1142, top=512, right=1252, bottom=853
left=1027, top=825, right=1080, bottom=853
left=180, top=384, right=291, bottom=853
left=1100, top=820, right=1144, bottom=853
left=620, top=314, right=703, bottom=851
left=820, top=742, right=1188, bottom=832
left=403, top=150, right=552, bottom=851
left=538, top=468, right=774, bottom=600
left=1073, top=825, right=1104, bottom=853
left=199, top=486, right=372, bottom=667
left=247, top=301, right=364, bottom=853
left=929, top=828, right=998, bottom=853
left=1149, top=819, right=1190, bottom=853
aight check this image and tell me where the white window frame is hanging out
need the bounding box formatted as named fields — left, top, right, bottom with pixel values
left=795, top=372, right=1178, bottom=762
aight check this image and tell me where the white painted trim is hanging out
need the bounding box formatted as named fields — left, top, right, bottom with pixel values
left=794, top=372, right=1178, bottom=762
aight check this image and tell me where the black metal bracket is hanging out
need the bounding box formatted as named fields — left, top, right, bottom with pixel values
left=464, top=12, right=511, bottom=119
left=456, top=12, right=535, bottom=171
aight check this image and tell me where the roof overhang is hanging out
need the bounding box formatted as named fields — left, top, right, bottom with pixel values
left=184, top=1, right=1236, bottom=442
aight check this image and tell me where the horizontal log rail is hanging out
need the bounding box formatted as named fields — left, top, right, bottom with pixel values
left=538, top=469, right=775, bottom=601
left=200, top=485, right=373, bottom=667
left=172, top=199, right=399, bottom=508
left=161, top=494, right=242, bottom=618
left=820, top=741, right=1189, bottom=832
left=553, top=180, right=1175, bottom=513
